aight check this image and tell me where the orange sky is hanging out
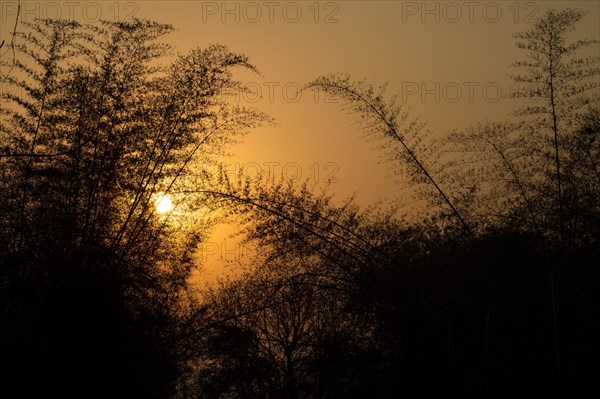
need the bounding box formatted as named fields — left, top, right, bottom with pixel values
left=1, top=0, right=599, bottom=282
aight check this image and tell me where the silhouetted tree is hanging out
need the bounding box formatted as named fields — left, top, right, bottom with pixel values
left=510, top=8, right=599, bottom=246
left=190, top=259, right=354, bottom=398
left=0, top=18, right=266, bottom=398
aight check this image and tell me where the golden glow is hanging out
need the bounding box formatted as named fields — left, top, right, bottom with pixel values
left=155, top=194, right=174, bottom=214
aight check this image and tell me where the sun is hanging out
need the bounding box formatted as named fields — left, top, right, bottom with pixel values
left=155, top=194, right=174, bottom=214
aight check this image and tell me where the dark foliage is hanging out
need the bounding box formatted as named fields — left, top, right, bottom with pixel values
left=0, top=18, right=264, bottom=398
left=1, top=8, right=598, bottom=399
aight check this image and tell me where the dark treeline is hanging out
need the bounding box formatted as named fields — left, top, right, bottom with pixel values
left=1, top=8, right=599, bottom=399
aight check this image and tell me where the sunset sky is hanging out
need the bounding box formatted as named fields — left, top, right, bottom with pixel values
left=1, top=0, right=598, bottom=279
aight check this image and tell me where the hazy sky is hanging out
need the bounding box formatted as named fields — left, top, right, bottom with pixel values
left=1, top=0, right=598, bottom=280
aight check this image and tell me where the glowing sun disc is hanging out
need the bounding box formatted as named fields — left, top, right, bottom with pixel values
left=155, top=194, right=174, bottom=214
